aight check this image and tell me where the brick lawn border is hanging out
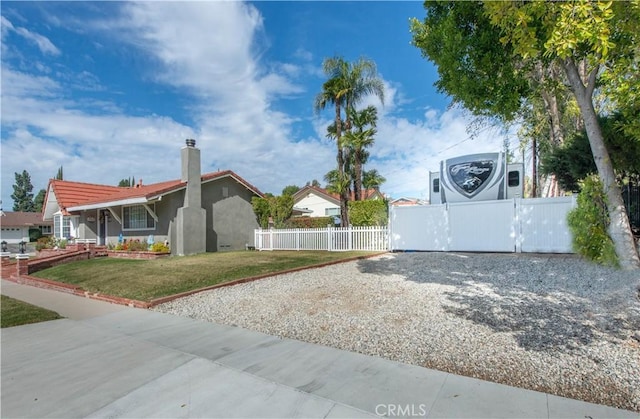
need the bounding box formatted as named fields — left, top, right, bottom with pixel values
left=3, top=251, right=388, bottom=310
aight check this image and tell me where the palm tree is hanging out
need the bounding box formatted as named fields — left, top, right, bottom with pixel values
left=314, top=56, right=385, bottom=225
left=362, top=169, right=386, bottom=199
left=344, top=106, right=378, bottom=200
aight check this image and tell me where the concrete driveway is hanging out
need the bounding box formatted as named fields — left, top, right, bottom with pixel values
left=1, top=280, right=638, bottom=418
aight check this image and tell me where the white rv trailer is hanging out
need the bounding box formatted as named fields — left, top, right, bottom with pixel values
left=429, top=152, right=523, bottom=204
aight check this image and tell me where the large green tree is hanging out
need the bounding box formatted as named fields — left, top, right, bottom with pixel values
left=410, top=1, right=580, bottom=197
left=281, top=185, right=300, bottom=197
left=33, top=189, right=46, bottom=213
left=410, top=1, right=529, bottom=123
left=314, top=56, right=385, bottom=226
left=11, top=170, right=35, bottom=212
left=412, top=0, right=639, bottom=269
left=484, top=0, right=639, bottom=269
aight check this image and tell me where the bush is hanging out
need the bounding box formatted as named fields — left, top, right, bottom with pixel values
left=35, top=236, right=55, bottom=251
left=29, top=228, right=43, bottom=242
left=567, top=175, right=618, bottom=267
left=150, top=242, right=170, bottom=253
left=284, top=216, right=336, bottom=228
left=127, top=239, right=148, bottom=252
left=348, top=200, right=388, bottom=226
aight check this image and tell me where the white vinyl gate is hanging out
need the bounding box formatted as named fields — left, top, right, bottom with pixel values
left=389, top=196, right=576, bottom=253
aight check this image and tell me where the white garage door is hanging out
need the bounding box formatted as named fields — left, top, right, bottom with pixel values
left=0, top=227, right=27, bottom=243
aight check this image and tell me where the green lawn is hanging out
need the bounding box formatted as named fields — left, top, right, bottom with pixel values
left=1, top=295, right=63, bottom=328
left=32, top=250, right=376, bottom=301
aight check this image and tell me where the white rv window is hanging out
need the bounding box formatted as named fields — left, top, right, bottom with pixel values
left=508, top=171, right=520, bottom=187
left=433, top=178, right=440, bottom=193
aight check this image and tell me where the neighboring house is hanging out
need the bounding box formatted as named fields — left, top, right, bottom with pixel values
left=292, top=185, right=385, bottom=218
left=0, top=212, right=53, bottom=243
left=389, top=197, right=428, bottom=206
left=42, top=139, right=263, bottom=255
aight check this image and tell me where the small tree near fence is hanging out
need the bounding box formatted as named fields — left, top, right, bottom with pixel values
left=348, top=200, right=388, bottom=226
left=252, top=195, right=294, bottom=228
left=284, top=216, right=336, bottom=229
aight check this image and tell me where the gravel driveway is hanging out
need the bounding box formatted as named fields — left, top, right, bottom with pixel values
left=154, top=252, right=640, bottom=412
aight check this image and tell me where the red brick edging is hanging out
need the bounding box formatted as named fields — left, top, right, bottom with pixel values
left=147, top=251, right=388, bottom=307
left=3, top=251, right=388, bottom=310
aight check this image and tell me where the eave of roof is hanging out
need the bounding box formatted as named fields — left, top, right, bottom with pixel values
left=63, top=170, right=264, bottom=212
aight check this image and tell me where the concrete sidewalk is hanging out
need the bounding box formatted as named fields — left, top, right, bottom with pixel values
left=1, top=280, right=637, bottom=418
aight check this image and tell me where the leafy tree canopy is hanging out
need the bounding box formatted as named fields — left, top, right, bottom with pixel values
left=281, top=185, right=300, bottom=196
left=541, top=113, right=640, bottom=191
left=348, top=199, right=388, bottom=227
left=118, top=176, right=136, bottom=187
left=33, top=189, right=46, bottom=213
left=410, top=1, right=530, bottom=122
left=11, top=170, right=35, bottom=212
left=252, top=195, right=294, bottom=228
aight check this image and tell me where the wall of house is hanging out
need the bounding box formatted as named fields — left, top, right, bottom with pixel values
left=78, top=212, right=98, bottom=242
left=295, top=192, right=339, bottom=217
left=71, top=178, right=259, bottom=253
left=96, top=202, right=174, bottom=247
left=202, top=178, right=259, bottom=252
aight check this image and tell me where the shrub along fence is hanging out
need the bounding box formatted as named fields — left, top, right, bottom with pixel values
left=254, top=226, right=388, bottom=251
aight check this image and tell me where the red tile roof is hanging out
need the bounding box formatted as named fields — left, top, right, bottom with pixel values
left=0, top=211, right=52, bottom=226
left=46, top=170, right=264, bottom=213
left=46, top=180, right=124, bottom=215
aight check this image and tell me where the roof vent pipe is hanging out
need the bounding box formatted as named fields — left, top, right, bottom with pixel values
left=186, top=138, right=196, bottom=147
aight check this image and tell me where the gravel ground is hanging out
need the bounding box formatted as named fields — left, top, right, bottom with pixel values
left=153, top=252, right=640, bottom=412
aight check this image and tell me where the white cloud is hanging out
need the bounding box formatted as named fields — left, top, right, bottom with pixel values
left=0, top=2, right=520, bottom=208
left=1, top=16, right=61, bottom=56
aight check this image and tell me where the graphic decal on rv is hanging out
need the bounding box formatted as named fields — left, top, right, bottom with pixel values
left=448, top=159, right=495, bottom=197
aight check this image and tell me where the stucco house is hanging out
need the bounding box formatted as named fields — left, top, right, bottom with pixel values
left=42, top=139, right=263, bottom=255
left=0, top=212, right=53, bottom=243
left=292, top=185, right=385, bottom=218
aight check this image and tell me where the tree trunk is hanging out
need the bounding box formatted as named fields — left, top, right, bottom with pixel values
left=532, top=136, right=538, bottom=198
left=564, top=58, right=640, bottom=269
left=354, top=154, right=363, bottom=201
left=334, top=103, right=349, bottom=227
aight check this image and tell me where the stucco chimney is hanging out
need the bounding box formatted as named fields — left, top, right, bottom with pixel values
left=173, top=139, right=207, bottom=256
left=181, top=138, right=202, bottom=208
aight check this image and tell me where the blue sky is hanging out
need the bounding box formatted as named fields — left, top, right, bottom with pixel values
left=1, top=1, right=514, bottom=209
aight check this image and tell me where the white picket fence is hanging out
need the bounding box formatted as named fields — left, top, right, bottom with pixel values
left=254, top=226, right=388, bottom=252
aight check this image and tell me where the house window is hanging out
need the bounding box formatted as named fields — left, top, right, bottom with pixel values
left=123, top=205, right=155, bottom=230
left=222, top=186, right=229, bottom=198
left=325, top=207, right=340, bottom=216
left=508, top=170, right=520, bottom=187
left=53, top=215, right=73, bottom=238
left=40, top=225, right=52, bottom=234
left=433, top=178, right=440, bottom=193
